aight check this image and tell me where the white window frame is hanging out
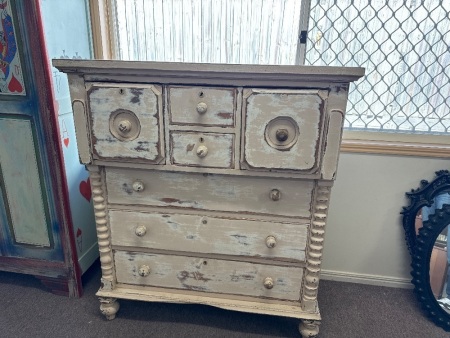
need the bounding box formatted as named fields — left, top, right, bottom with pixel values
left=88, top=0, right=450, bottom=158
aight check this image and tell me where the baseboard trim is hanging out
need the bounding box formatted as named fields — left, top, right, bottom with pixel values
left=78, top=242, right=99, bottom=274
left=320, top=269, right=413, bottom=289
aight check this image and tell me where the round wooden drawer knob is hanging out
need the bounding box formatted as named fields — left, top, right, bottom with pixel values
left=263, top=277, right=274, bottom=289
left=196, top=145, right=208, bottom=158
left=275, top=128, right=289, bottom=142
left=118, top=119, right=132, bottom=134
left=138, top=265, right=151, bottom=277
left=135, top=225, right=147, bottom=237
left=270, top=189, right=281, bottom=201
left=265, top=236, right=277, bottom=248
left=132, top=180, right=145, bottom=192
left=196, top=102, right=208, bottom=114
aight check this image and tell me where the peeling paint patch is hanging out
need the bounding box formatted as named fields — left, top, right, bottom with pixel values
left=122, top=183, right=133, bottom=195
left=217, top=111, right=232, bottom=119
left=130, top=88, right=143, bottom=104
left=186, top=143, right=195, bottom=152
left=160, top=197, right=181, bottom=204
left=177, top=270, right=212, bottom=283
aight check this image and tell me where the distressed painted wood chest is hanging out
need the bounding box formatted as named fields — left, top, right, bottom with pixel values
left=54, top=60, right=364, bottom=337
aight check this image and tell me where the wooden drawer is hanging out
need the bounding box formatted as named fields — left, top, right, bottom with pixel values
left=106, top=169, right=313, bottom=218
left=109, top=210, right=308, bottom=262
left=87, top=83, right=164, bottom=162
left=114, top=251, right=303, bottom=301
left=243, top=89, right=327, bottom=172
left=169, top=131, right=234, bottom=169
left=168, top=86, right=236, bottom=127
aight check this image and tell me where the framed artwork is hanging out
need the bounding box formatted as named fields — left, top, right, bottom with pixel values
left=0, top=0, right=25, bottom=95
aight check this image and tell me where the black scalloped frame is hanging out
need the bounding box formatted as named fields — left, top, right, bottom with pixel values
left=402, top=170, right=450, bottom=256
left=411, top=205, right=450, bottom=331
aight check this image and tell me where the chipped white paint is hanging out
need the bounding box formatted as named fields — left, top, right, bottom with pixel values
left=88, top=83, right=163, bottom=162
left=169, top=86, right=236, bottom=126
left=97, top=286, right=321, bottom=320
left=170, top=132, right=234, bottom=168
left=114, top=251, right=303, bottom=301
left=55, top=59, right=363, bottom=336
left=243, top=89, right=326, bottom=172
left=106, top=169, right=313, bottom=218
left=109, top=210, right=308, bottom=262
left=68, top=74, right=92, bottom=164
left=322, top=110, right=344, bottom=180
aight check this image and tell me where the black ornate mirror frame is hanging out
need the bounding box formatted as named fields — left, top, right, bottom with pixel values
left=402, top=170, right=450, bottom=256
left=402, top=170, right=450, bottom=331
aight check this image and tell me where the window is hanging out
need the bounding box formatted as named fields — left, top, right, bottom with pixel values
left=110, top=0, right=304, bottom=65
left=91, top=0, right=450, bottom=156
left=306, top=0, right=450, bottom=134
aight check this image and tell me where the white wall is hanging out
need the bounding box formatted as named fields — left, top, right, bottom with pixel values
left=321, top=152, right=449, bottom=288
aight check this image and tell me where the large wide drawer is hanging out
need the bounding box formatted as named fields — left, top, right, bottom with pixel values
left=114, top=251, right=303, bottom=301
left=106, top=169, right=313, bottom=218
left=109, top=210, right=308, bottom=262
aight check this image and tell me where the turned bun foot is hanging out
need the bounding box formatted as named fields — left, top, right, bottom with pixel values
left=99, top=297, right=120, bottom=320
left=299, top=319, right=320, bottom=338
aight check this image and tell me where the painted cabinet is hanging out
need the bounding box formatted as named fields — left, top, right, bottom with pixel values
left=55, top=59, right=364, bottom=335
left=0, top=0, right=97, bottom=297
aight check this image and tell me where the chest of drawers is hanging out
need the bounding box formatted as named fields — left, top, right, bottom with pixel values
left=54, top=60, right=363, bottom=337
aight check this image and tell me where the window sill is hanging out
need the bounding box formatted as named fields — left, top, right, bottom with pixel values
left=341, top=131, right=450, bottom=158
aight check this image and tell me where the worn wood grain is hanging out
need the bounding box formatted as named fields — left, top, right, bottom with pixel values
left=106, top=169, right=313, bottom=218
left=56, top=59, right=363, bottom=327
left=321, top=110, right=344, bottom=180
left=68, top=74, right=92, bottom=164
left=170, top=131, right=234, bottom=168
left=109, top=210, right=308, bottom=262
left=88, top=83, right=163, bottom=162
left=114, top=251, right=303, bottom=301
left=97, top=286, right=322, bottom=319
left=243, top=89, right=327, bottom=172
left=169, top=86, right=236, bottom=126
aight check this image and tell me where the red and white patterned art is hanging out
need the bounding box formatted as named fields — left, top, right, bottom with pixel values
left=0, top=0, right=25, bottom=95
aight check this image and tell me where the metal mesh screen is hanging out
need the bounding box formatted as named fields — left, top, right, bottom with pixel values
left=305, top=0, right=450, bottom=133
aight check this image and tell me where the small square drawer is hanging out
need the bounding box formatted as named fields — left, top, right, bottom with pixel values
left=114, top=251, right=303, bottom=301
left=170, top=131, right=234, bottom=168
left=87, top=83, right=164, bottom=162
left=243, top=89, right=327, bottom=172
left=168, top=86, right=236, bottom=127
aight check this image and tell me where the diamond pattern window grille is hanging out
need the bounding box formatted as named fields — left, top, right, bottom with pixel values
left=305, top=0, right=450, bottom=133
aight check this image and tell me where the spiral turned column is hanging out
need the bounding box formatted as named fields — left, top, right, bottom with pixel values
left=87, top=166, right=115, bottom=291
left=88, top=166, right=120, bottom=320
left=302, top=183, right=331, bottom=312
